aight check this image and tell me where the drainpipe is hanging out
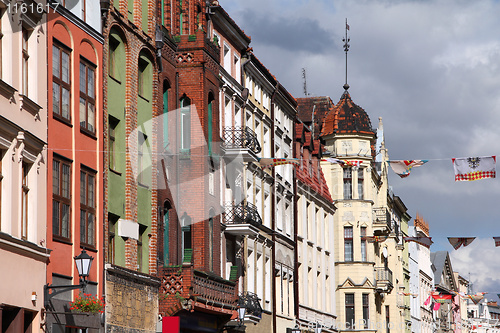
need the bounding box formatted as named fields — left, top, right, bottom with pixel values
left=271, top=82, right=279, bottom=333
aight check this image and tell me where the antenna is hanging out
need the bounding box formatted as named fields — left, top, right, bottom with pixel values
left=302, top=68, right=309, bottom=97
left=342, top=18, right=350, bottom=91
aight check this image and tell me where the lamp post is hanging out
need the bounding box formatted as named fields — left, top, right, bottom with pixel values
left=44, top=249, right=94, bottom=308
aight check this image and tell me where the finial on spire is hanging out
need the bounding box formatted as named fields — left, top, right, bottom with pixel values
left=342, top=18, right=350, bottom=91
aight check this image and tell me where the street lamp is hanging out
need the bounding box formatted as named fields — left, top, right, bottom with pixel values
left=44, top=249, right=94, bottom=307
left=237, top=307, right=246, bottom=327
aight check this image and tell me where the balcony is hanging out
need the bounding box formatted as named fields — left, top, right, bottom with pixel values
left=375, top=267, right=393, bottom=294
left=223, top=202, right=263, bottom=236
left=222, top=127, right=261, bottom=162
left=373, top=207, right=392, bottom=234
left=238, top=292, right=263, bottom=324
left=159, top=265, right=237, bottom=316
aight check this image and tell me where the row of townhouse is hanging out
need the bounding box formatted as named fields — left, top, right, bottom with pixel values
left=0, top=1, right=478, bottom=333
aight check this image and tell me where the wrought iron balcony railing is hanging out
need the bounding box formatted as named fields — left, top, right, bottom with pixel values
left=238, top=291, right=263, bottom=319
left=373, top=207, right=392, bottom=232
left=375, top=266, right=393, bottom=293
left=224, top=202, right=262, bottom=226
left=222, top=127, right=261, bottom=154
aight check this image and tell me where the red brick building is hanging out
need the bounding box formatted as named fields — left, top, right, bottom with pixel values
left=157, top=1, right=239, bottom=332
left=45, top=3, right=104, bottom=332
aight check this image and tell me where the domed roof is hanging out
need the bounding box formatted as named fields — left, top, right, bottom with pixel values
left=321, top=90, right=374, bottom=136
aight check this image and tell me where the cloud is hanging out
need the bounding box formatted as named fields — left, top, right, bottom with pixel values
left=450, top=238, right=500, bottom=296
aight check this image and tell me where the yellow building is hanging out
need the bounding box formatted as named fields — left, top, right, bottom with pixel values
left=299, top=89, right=410, bottom=333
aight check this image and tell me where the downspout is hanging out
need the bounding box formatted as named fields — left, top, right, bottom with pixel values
left=271, top=82, right=279, bottom=333
left=293, top=115, right=299, bottom=322
left=175, top=71, right=180, bottom=263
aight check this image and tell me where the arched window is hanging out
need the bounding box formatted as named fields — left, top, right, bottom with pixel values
left=163, top=81, right=170, bottom=148
left=138, top=52, right=152, bottom=100
left=181, top=212, right=192, bottom=263
left=208, top=208, right=215, bottom=271
left=208, top=93, right=214, bottom=155
left=163, top=201, right=171, bottom=266
left=180, top=96, right=191, bottom=153
left=196, top=5, right=202, bottom=30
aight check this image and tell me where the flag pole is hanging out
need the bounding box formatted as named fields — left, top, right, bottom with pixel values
left=343, top=18, right=350, bottom=91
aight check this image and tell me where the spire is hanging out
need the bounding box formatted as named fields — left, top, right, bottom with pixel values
left=342, top=18, right=350, bottom=91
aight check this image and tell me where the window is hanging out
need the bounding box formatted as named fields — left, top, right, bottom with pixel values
left=109, top=35, right=119, bottom=79
left=180, top=97, right=191, bottom=153
left=138, top=56, right=150, bottom=99
left=386, top=305, right=390, bottom=333
left=53, top=157, right=71, bottom=240
left=138, top=225, right=146, bottom=271
left=179, top=0, right=184, bottom=34
left=137, top=132, right=149, bottom=185
left=22, top=27, right=30, bottom=96
left=21, top=162, right=29, bottom=240
left=343, top=167, right=352, bottom=199
left=181, top=213, right=192, bottom=263
left=208, top=209, right=214, bottom=271
left=358, top=168, right=364, bottom=199
left=79, top=60, right=96, bottom=133
left=109, top=117, right=119, bottom=171
left=363, top=293, right=369, bottom=328
left=344, top=226, right=353, bottom=261
left=163, top=202, right=171, bottom=266
left=345, top=293, right=355, bottom=328
left=53, top=42, right=71, bottom=121
left=361, top=226, right=367, bottom=261
left=108, top=214, right=118, bottom=264
left=208, top=94, right=214, bottom=155
left=80, top=168, right=96, bottom=247
left=223, top=43, right=230, bottom=73
left=163, top=82, right=170, bottom=148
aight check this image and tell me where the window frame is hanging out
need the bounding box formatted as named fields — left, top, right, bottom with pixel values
left=80, top=166, right=96, bottom=248
left=344, top=226, right=353, bottom=262
left=21, top=162, right=29, bottom=240
left=52, top=156, right=72, bottom=242
left=345, top=293, right=355, bottom=328
left=180, top=97, right=191, bottom=154
left=363, top=293, right=369, bottom=328
left=361, top=226, right=367, bottom=262
left=358, top=167, right=364, bottom=199
left=343, top=167, right=352, bottom=199
left=22, top=27, right=30, bottom=96
left=52, top=40, right=72, bottom=123
left=79, top=57, right=97, bottom=135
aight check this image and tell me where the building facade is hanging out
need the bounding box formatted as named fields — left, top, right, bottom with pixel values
left=294, top=119, right=337, bottom=332
left=0, top=1, right=48, bottom=332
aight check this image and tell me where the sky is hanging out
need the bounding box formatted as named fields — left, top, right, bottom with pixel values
left=222, top=0, right=500, bottom=298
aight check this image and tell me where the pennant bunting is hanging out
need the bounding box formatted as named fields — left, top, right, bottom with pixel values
left=403, top=236, right=433, bottom=248
left=424, top=295, right=431, bottom=306
left=494, top=237, right=500, bottom=247
left=388, top=160, right=428, bottom=178
left=433, top=302, right=441, bottom=311
left=400, top=292, right=418, bottom=297
left=469, top=294, right=484, bottom=305
left=258, top=158, right=300, bottom=169
left=448, top=237, right=476, bottom=250
left=452, top=156, right=496, bottom=181
left=321, top=158, right=345, bottom=165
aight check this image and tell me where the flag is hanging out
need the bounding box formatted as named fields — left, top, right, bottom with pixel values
left=344, top=160, right=363, bottom=167
left=403, top=236, right=433, bottom=248
left=366, top=235, right=388, bottom=243
left=432, top=294, right=452, bottom=303
left=258, top=158, right=300, bottom=169
left=448, top=237, right=476, bottom=250
left=424, top=295, right=431, bottom=306
left=494, top=237, right=500, bottom=247
left=452, top=156, right=496, bottom=181
left=433, top=302, right=441, bottom=311
left=388, top=160, right=428, bottom=178
left=322, top=158, right=345, bottom=165
left=346, top=22, right=350, bottom=30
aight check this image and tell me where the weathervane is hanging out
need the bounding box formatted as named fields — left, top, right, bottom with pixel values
left=342, top=18, right=350, bottom=91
